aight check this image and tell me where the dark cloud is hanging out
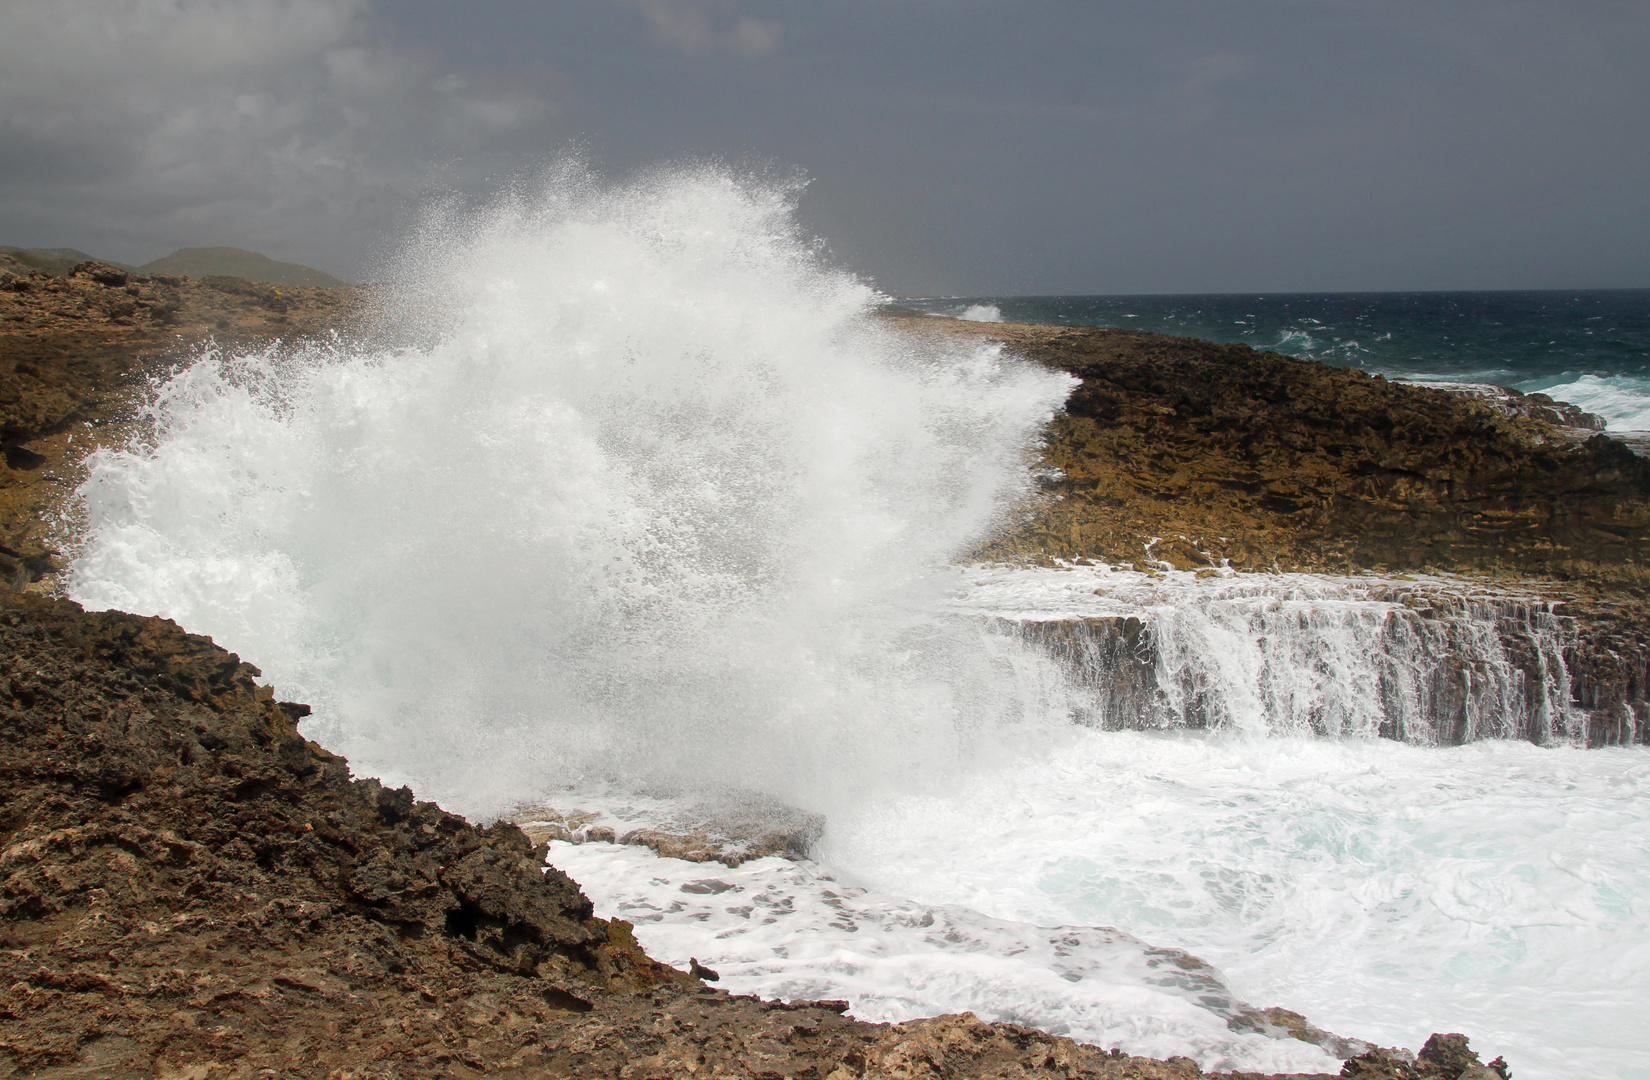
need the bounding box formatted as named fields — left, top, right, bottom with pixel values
left=0, top=0, right=558, bottom=277
left=622, top=0, right=782, bottom=56
left=2, top=0, right=1645, bottom=291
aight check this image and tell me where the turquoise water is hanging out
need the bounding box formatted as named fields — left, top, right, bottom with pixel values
left=904, top=291, right=1650, bottom=431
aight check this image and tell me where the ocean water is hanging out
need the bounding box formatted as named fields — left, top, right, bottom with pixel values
left=550, top=731, right=1650, bottom=1080
left=541, top=566, right=1649, bottom=1080
left=63, top=167, right=1650, bottom=1079
left=905, top=291, right=1650, bottom=431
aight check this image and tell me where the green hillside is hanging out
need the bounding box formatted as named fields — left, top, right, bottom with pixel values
left=0, top=247, right=140, bottom=276
left=141, top=247, right=350, bottom=287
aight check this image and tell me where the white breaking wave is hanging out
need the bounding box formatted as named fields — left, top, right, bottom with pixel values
left=959, top=303, right=1004, bottom=323
left=1532, top=373, right=1650, bottom=432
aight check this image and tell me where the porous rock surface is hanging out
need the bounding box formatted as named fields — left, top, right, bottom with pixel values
left=516, top=799, right=825, bottom=868
left=0, top=257, right=358, bottom=590
left=0, top=589, right=1493, bottom=1079
left=904, top=317, right=1650, bottom=744
left=938, top=322, right=1650, bottom=587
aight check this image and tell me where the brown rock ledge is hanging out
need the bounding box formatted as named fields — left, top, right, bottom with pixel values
left=515, top=798, right=824, bottom=868
left=901, top=317, right=1650, bottom=590
left=0, top=256, right=361, bottom=591
left=0, top=590, right=1505, bottom=1078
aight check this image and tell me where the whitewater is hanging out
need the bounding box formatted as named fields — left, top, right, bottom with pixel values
left=64, top=167, right=1650, bottom=1079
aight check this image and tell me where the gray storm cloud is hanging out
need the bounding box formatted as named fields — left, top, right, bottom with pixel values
left=0, top=0, right=556, bottom=276
left=629, top=0, right=782, bottom=57
left=1, top=0, right=1645, bottom=292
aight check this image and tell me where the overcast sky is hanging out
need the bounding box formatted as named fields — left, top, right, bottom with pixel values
left=1, top=0, right=1645, bottom=294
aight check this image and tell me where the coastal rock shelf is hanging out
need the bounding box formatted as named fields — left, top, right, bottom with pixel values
left=1, top=589, right=1497, bottom=1078
left=515, top=793, right=825, bottom=868
left=906, top=317, right=1650, bottom=591
left=1392, top=379, right=1608, bottom=434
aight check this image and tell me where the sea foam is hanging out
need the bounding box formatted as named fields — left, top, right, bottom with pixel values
left=547, top=730, right=1650, bottom=1080
left=1531, top=373, right=1650, bottom=432
left=822, top=731, right=1650, bottom=1080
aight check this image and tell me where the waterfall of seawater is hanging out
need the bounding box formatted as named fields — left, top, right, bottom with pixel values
left=954, top=566, right=1590, bottom=745
left=62, top=166, right=1650, bottom=1080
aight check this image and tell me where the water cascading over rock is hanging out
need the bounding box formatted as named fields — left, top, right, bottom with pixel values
left=989, top=574, right=1639, bottom=746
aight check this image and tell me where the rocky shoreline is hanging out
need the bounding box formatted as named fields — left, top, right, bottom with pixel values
left=902, top=318, right=1650, bottom=586
left=3, top=272, right=1638, bottom=1074
left=0, top=590, right=1511, bottom=1079
left=0, top=254, right=359, bottom=592
left=899, top=315, right=1650, bottom=746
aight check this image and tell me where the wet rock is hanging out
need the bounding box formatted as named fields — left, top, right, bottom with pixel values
left=1007, top=583, right=1645, bottom=744
left=1416, top=1034, right=1480, bottom=1076
left=1011, top=616, right=1161, bottom=730
left=517, top=794, right=825, bottom=867
left=1432, top=382, right=1607, bottom=432
left=2, top=588, right=1462, bottom=1078
left=1340, top=1046, right=1421, bottom=1078
left=1338, top=1033, right=1507, bottom=1080
left=1227, top=1006, right=1372, bottom=1060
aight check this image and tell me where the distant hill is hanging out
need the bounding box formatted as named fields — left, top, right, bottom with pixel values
left=0, top=247, right=140, bottom=276
left=141, top=247, right=350, bottom=288
left=2, top=244, right=348, bottom=287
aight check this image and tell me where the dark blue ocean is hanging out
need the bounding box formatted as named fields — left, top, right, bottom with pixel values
left=902, top=292, right=1650, bottom=431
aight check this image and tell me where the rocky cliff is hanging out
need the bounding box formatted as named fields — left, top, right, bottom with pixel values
left=1, top=589, right=1509, bottom=1079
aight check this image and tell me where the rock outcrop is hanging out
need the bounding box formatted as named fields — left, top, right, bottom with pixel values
left=516, top=798, right=825, bottom=868
left=0, top=588, right=1485, bottom=1078
left=1405, top=380, right=1606, bottom=432
left=901, top=316, right=1650, bottom=745
left=0, top=259, right=358, bottom=590
left=910, top=319, right=1650, bottom=589
left=1012, top=584, right=1648, bottom=746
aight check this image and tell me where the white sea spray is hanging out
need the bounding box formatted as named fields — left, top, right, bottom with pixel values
left=64, top=165, right=1650, bottom=1080
left=68, top=163, right=1076, bottom=818
left=1532, top=373, right=1650, bottom=431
